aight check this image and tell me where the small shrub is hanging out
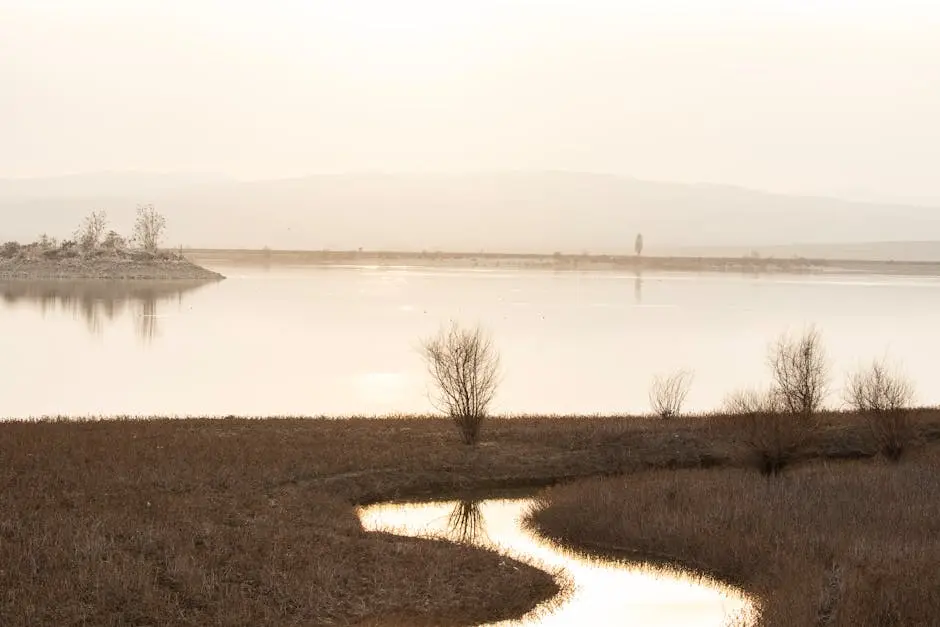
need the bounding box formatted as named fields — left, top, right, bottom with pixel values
left=129, top=249, right=157, bottom=262
left=36, top=234, right=57, bottom=250
left=56, top=241, right=79, bottom=259
left=725, top=387, right=802, bottom=475
left=844, top=358, right=916, bottom=461
left=74, top=210, right=108, bottom=251
left=723, top=386, right=783, bottom=416
left=102, top=230, right=127, bottom=251
left=0, top=241, right=21, bottom=258
left=744, top=411, right=809, bottom=476
left=649, top=369, right=694, bottom=418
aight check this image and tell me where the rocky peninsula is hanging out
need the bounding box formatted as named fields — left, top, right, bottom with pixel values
left=1, top=208, right=224, bottom=281
left=0, top=248, right=224, bottom=281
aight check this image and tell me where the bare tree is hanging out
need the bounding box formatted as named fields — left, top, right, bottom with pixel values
left=768, top=326, right=830, bottom=417
left=844, top=358, right=914, bottom=413
left=133, top=204, right=167, bottom=253
left=74, top=210, right=108, bottom=251
left=649, top=369, right=694, bottom=418
left=844, top=358, right=916, bottom=461
left=421, top=322, right=500, bottom=445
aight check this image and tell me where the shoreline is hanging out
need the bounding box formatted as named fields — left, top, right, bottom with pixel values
left=0, top=255, right=225, bottom=281
left=185, top=248, right=940, bottom=278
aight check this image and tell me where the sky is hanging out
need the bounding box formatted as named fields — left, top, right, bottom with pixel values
left=2, top=0, right=939, bottom=200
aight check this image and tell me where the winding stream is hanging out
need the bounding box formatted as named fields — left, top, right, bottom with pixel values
left=358, top=499, right=753, bottom=626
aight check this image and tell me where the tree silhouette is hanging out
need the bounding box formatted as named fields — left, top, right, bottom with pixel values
left=635, top=233, right=644, bottom=256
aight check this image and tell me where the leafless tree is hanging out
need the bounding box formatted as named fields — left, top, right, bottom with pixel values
left=768, top=326, right=830, bottom=417
left=649, top=369, right=694, bottom=418
left=844, top=358, right=914, bottom=413
left=74, top=210, right=108, bottom=251
left=421, top=322, right=500, bottom=445
left=133, top=204, right=167, bottom=253
left=844, top=358, right=916, bottom=461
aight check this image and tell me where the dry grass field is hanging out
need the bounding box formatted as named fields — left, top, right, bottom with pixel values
left=528, top=446, right=940, bottom=626
left=2, top=410, right=939, bottom=625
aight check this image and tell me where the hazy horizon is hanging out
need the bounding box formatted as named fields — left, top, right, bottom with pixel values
left=4, top=170, right=940, bottom=254
left=4, top=1, right=939, bottom=201
left=4, top=168, right=940, bottom=207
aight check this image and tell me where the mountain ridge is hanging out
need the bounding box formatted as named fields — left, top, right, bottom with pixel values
left=2, top=171, right=939, bottom=256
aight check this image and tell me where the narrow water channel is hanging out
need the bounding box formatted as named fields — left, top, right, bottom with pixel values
left=358, top=499, right=753, bottom=626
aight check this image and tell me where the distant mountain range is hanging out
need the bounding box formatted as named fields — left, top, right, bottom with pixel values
left=2, top=171, right=939, bottom=259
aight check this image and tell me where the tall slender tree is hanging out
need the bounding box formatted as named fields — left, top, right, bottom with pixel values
left=634, top=233, right=644, bottom=256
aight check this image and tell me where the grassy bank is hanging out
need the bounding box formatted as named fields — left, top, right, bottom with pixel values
left=527, top=448, right=940, bottom=626
left=3, top=411, right=940, bottom=625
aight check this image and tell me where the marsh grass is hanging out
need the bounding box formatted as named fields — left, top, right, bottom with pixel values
left=527, top=448, right=940, bottom=626
left=3, top=411, right=940, bottom=625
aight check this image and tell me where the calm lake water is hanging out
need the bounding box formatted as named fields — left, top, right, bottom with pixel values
left=358, top=499, right=752, bottom=626
left=3, top=263, right=940, bottom=418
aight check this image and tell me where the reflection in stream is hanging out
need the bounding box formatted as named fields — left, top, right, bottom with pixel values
left=360, top=499, right=753, bottom=627
left=447, top=500, right=487, bottom=544
left=0, top=280, right=215, bottom=342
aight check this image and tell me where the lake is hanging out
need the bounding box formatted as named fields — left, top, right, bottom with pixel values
left=3, top=263, right=940, bottom=418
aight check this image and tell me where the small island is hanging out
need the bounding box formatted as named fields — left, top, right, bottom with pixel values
left=0, top=206, right=224, bottom=281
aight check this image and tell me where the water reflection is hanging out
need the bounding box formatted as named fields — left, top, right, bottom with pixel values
left=6, top=265, right=940, bottom=417
left=446, top=499, right=487, bottom=544
left=359, top=499, right=753, bottom=626
left=0, top=280, right=215, bottom=342
left=634, top=270, right=643, bottom=305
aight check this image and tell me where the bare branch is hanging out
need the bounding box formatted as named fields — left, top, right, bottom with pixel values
left=74, top=210, right=108, bottom=252
left=420, top=322, right=500, bottom=445
left=843, top=358, right=914, bottom=413
left=649, top=369, right=694, bottom=418
left=133, top=204, right=167, bottom=253
left=767, top=326, right=830, bottom=418
left=722, top=386, right=784, bottom=416
left=843, top=357, right=916, bottom=461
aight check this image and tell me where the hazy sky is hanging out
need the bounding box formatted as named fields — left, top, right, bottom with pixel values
left=3, top=0, right=939, bottom=198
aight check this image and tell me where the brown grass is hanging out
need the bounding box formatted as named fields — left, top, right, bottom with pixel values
left=3, top=411, right=940, bottom=625
left=527, top=447, right=940, bottom=626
